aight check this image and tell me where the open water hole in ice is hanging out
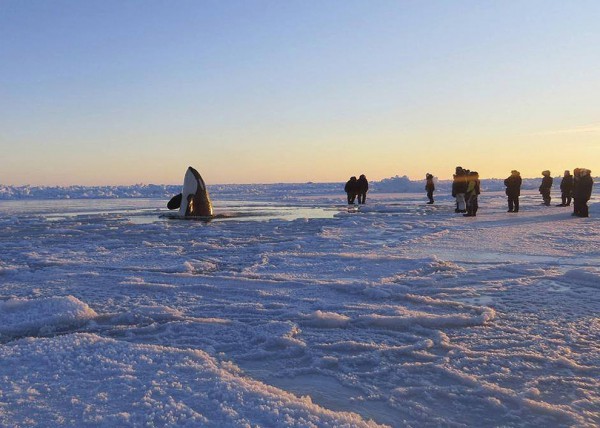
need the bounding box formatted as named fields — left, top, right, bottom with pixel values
left=0, top=198, right=337, bottom=223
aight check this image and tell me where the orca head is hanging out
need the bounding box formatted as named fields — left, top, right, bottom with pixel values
left=179, top=166, right=213, bottom=217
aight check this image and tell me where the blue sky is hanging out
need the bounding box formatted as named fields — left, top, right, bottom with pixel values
left=1, top=0, right=599, bottom=185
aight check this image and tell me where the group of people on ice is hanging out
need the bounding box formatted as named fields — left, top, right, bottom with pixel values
left=455, top=167, right=593, bottom=217
left=452, top=168, right=593, bottom=218
left=503, top=169, right=593, bottom=217
left=344, top=174, right=369, bottom=205
left=343, top=168, right=593, bottom=218
left=450, top=167, right=481, bottom=217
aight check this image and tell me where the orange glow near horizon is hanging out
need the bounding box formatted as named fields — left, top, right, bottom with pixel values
left=2, top=130, right=598, bottom=187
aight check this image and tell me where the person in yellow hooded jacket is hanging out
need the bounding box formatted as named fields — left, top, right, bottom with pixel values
left=464, top=171, right=481, bottom=217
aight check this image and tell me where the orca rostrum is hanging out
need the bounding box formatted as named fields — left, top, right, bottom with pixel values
left=167, top=166, right=213, bottom=217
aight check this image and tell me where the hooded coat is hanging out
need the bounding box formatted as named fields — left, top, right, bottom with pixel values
left=345, top=177, right=358, bottom=194
left=357, top=175, right=369, bottom=194
left=425, top=175, right=435, bottom=191
left=574, top=172, right=593, bottom=201
left=560, top=174, right=574, bottom=194
left=539, top=175, right=553, bottom=192
left=504, top=173, right=522, bottom=197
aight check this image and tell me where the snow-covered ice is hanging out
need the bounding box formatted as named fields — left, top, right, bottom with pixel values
left=0, top=185, right=598, bottom=427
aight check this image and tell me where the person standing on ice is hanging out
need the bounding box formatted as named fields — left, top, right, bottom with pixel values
left=557, top=170, right=574, bottom=207
left=425, top=173, right=435, bottom=204
left=453, top=167, right=467, bottom=213
left=573, top=169, right=593, bottom=217
left=539, top=170, right=553, bottom=206
left=504, top=170, right=522, bottom=212
left=463, top=171, right=480, bottom=217
left=344, top=176, right=358, bottom=205
left=572, top=168, right=582, bottom=215
left=357, top=174, right=369, bottom=204
left=451, top=174, right=458, bottom=211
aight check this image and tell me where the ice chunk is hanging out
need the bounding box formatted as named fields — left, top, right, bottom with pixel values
left=0, top=296, right=97, bottom=338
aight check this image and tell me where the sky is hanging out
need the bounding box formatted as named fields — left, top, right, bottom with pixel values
left=1, top=0, right=599, bottom=186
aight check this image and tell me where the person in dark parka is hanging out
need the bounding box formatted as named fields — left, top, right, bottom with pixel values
left=557, top=170, right=574, bottom=206
left=539, top=170, right=553, bottom=206
left=357, top=174, right=369, bottom=204
left=344, top=176, right=359, bottom=205
left=425, top=173, right=435, bottom=204
left=573, top=169, right=593, bottom=217
left=504, top=170, right=522, bottom=212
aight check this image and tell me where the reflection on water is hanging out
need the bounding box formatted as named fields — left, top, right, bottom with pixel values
left=0, top=199, right=337, bottom=224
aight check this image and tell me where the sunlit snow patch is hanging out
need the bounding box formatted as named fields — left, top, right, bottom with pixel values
left=302, top=310, right=351, bottom=328
left=0, top=333, right=383, bottom=427
left=0, top=296, right=97, bottom=339
left=561, top=268, right=600, bottom=289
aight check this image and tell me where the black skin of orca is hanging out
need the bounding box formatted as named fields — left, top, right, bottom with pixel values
left=167, top=193, right=183, bottom=210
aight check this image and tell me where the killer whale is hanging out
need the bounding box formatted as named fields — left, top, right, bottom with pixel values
left=166, top=166, right=213, bottom=218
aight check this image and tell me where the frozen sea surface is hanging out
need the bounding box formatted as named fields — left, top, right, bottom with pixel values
left=0, top=189, right=598, bottom=427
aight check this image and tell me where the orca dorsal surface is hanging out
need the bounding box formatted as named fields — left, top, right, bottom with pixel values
left=178, top=166, right=213, bottom=217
